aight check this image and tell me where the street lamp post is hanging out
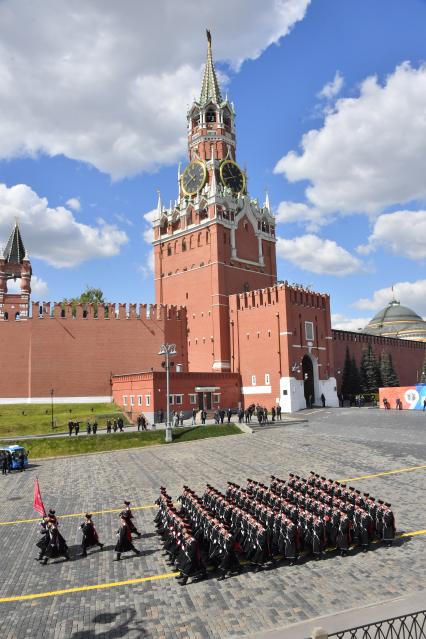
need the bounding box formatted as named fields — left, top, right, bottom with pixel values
left=159, top=343, right=177, bottom=443
left=50, top=388, right=54, bottom=430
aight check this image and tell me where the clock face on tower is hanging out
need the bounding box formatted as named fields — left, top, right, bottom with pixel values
left=219, top=160, right=246, bottom=194
left=181, top=160, right=207, bottom=196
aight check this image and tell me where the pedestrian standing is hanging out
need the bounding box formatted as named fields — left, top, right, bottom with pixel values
left=1, top=454, right=7, bottom=475
left=68, top=420, right=74, bottom=436
left=86, top=421, right=91, bottom=435
left=271, top=406, right=276, bottom=422
left=276, top=404, right=282, bottom=420
left=191, top=408, right=197, bottom=425
left=106, top=420, right=112, bottom=433
left=179, top=410, right=184, bottom=426
left=92, top=421, right=98, bottom=434
left=75, top=422, right=80, bottom=436
left=321, top=393, right=326, bottom=408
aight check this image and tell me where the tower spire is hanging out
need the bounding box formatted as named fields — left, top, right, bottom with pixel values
left=4, top=220, right=26, bottom=264
left=199, top=30, right=222, bottom=105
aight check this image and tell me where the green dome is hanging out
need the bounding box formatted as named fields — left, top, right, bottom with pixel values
left=364, top=300, right=426, bottom=342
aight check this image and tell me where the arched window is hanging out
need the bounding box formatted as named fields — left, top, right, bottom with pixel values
left=206, top=109, right=216, bottom=123
left=197, top=233, right=202, bottom=247
left=206, top=231, right=210, bottom=244
left=182, top=240, right=187, bottom=252
left=3, top=312, right=8, bottom=320
left=167, top=244, right=172, bottom=256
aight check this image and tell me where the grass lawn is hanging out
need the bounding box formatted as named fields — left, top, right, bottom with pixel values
left=0, top=403, right=127, bottom=437
left=3, top=424, right=242, bottom=459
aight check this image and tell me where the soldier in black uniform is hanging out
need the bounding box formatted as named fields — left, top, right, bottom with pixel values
left=35, top=516, right=50, bottom=561
left=80, top=513, right=104, bottom=557
left=123, top=500, right=142, bottom=537
left=42, top=519, right=70, bottom=564
left=114, top=512, right=141, bottom=561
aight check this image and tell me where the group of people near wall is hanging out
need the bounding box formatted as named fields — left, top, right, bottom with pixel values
left=155, top=472, right=396, bottom=584
left=35, top=501, right=143, bottom=564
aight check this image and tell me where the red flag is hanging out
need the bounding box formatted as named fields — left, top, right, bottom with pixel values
left=33, top=478, right=46, bottom=517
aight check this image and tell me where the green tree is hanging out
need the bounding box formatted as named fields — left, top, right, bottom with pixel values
left=420, top=354, right=426, bottom=384
left=360, top=345, right=381, bottom=394
left=380, top=351, right=399, bottom=387
left=340, top=347, right=361, bottom=399
left=63, top=287, right=106, bottom=318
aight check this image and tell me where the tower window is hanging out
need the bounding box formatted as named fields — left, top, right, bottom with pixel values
left=206, top=109, right=216, bottom=123
left=182, top=240, right=187, bottom=252
left=167, top=245, right=172, bottom=256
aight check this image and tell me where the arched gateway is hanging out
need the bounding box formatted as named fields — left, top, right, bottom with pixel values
left=302, top=354, right=315, bottom=408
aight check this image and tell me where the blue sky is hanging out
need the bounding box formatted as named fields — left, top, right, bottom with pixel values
left=1, top=0, right=426, bottom=329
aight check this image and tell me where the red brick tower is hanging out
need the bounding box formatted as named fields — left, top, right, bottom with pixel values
left=153, top=31, right=277, bottom=372
left=0, top=222, right=32, bottom=320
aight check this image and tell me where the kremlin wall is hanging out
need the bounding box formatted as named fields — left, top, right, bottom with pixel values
left=1, top=34, right=425, bottom=416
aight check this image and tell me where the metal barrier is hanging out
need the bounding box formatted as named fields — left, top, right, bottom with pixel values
left=312, top=608, right=426, bottom=639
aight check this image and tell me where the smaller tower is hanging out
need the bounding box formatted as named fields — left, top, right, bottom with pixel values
left=0, top=222, right=32, bottom=320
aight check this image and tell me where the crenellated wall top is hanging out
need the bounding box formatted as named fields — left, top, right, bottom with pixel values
left=27, top=302, right=187, bottom=321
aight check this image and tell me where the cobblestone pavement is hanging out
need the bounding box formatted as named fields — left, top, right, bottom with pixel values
left=0, top=408, right=425, bottom=639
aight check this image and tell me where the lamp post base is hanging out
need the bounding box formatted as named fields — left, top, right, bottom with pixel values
left=165, top=426, right=173, bottom=443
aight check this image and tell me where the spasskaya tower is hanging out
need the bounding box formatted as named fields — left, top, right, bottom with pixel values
left=152, top=31, right=277, bottom=372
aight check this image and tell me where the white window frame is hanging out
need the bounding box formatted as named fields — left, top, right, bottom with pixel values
left=175, top=394, right=183, bottom=405
left=265, top=373, right=270, bottom=385
left=123, top=395, right=127, bottom=406
left=251, top=375, right=256, bottom=386
left=130, top=395, right=135, bottom=406
left=137, top=395, right=142, bottom=406
left=213, top=393, right=221, bottom=404
left=189, top=394, right=197, bottom=405
left=145, top=395, right=151, bottom=407
left=305, top=321, right=314, bottom=342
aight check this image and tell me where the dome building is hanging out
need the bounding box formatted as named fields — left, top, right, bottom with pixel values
left=364, top=299, right=426, bottom=342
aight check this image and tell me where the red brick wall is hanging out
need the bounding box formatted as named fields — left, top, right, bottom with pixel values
left=0, top=302, right=188, bottom=399
left=332, top=330, right=426, bottom=390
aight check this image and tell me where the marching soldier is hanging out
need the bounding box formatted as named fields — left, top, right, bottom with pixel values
left=80, top=513, right=104, bottom=557
left=114, top=512, right=141, bottom=561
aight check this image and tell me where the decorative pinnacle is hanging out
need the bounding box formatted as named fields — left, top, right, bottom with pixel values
left=199, top=30, right=222, bottom=105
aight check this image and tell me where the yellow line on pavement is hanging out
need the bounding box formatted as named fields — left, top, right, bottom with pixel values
left=400, top=529, right=426, bottom=537
left=0, top=571, right=179, bottom=603
left=339, top=464, right=426, bottom=483
left=0, top=504, right=155, bottom=526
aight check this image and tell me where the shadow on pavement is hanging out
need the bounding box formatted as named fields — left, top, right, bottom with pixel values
left=71, top=608, right=147, bottom=638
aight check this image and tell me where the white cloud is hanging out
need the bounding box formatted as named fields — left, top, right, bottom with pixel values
left=354, top=279, right=426, bottom=316
left=275, top=62, right=426, bottom=215
left=276, top=234, right=362, bottom=275
left=143, top=208, right=157, bottom=244
left=7, top=275, right=49, bottom=298
left=137, top=251, right=155, bottom=279
left=114, top=213, right=133, bottom=227
left=66, top=197, right=81, bottom=212
left=0, top=0, right=311, bottom=179
left=331, top=313, right=370, bottom=332
left=359, top=210, right=426, bottom=260
left=317, top=71, right=344, bottom=100
left=0, top=183, right=128, bottom=268
left=275, top=200, right=331, bottom=231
